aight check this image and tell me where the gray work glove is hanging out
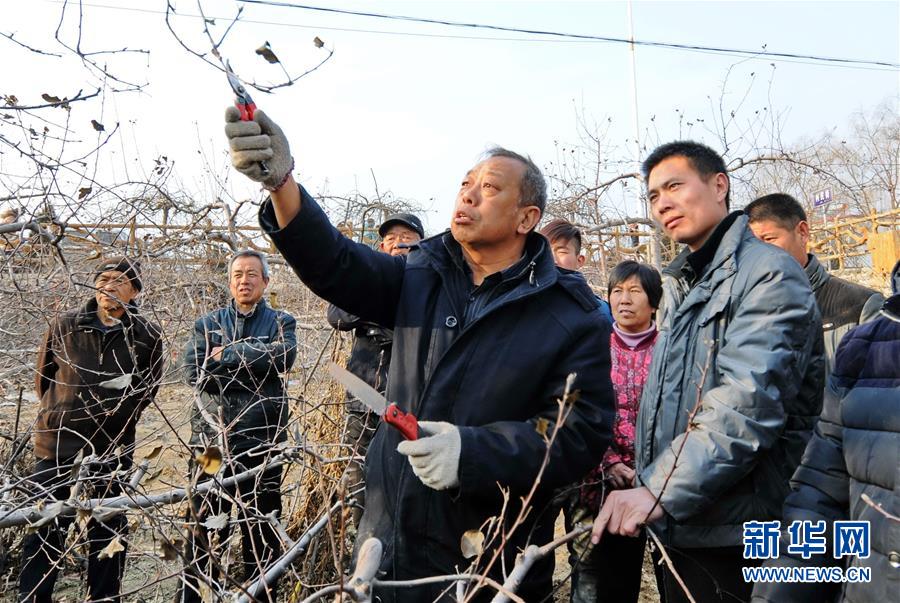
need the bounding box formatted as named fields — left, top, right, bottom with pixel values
left=396, top=421, right=461, bottom=490
left=224, top=106, right=293, bottom=190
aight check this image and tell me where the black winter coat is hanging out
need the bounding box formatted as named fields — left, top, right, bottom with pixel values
left=260, top=186, right=615, bottom=602
left=326, top=304, right=392, bottom=411
left=181, top=299, right=297, bottom=452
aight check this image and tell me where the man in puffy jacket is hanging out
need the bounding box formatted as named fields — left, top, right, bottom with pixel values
left=179, top=249, right=297, bottom=603
left=223, top=107, right=615, bottom=602
left=752, top=259, right=900, bottom=603
left=20, top=256, right=163, bottom=603
left=592, top=141, right=824, bottom=603
left=746, top=193, right=883, bottom=376
left=328, top=212, right=423, bottom=524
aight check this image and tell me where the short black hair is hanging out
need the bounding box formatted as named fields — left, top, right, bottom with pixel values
left=607, top=260, right=663, bottom=310
left=539, top=218, right=582, bottom=254
left=483, top=146, right=547, bottom=213
left=641, top=140, right=731, bottom=209
left=745, top=193, right=807, bottom=230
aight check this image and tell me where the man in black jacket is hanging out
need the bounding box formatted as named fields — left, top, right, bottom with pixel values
left=178, top=249, right=297, bottom=603
left=224, top=108, right=615, bottom=601
left=328, top=212, right=424, bottom=525
left=746, top=193, right=883, bottom=376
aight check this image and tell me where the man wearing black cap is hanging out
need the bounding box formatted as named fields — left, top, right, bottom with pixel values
left=20, top=256, right=164, bottom=602
left=328, top=212, right=423, bottom=524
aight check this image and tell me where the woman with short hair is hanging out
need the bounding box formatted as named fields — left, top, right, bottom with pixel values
left=568, top=260, right=662, bottom=603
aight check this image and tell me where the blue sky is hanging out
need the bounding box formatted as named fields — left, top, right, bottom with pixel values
left=3, top=1, right=898, bottom=231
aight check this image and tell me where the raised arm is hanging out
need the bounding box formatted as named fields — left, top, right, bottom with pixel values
left=223, top=106, right=406, bottom=327
left=259, top=187, right=405, bottom=327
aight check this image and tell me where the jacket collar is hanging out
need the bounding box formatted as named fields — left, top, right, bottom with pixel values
left=883, top=294, right=900, bottom=323
left=420, top=229, right=558, bottom=291
left=75, top=297, right=135, bottom=330
left=665, top=211, right=747, bottom=288
left=229, top=298, right=267, bottom=318
left=683, top=211, right=742, bottom=284
left=804, top=254, right=830, bottom=292
left=882, top=260, right=900, bottom=322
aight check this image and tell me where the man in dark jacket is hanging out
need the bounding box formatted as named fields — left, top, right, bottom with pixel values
left=20, top=256, right=163, bottom=603
left=591, top=142, right=824, bottom=603
left=328, top=212, right=424, bottom=524
left=224, top=108, right=615, bottom=602
left=752, top=259, right=900, bottom=603
left=178, top=249, right=297, bottom=603
left=746, top=193, right=883, bottom=376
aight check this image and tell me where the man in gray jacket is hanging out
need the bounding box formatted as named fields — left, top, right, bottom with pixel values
left=745, top=193, right=883, bottom=376
left=591, top=141, right=824, bottom=603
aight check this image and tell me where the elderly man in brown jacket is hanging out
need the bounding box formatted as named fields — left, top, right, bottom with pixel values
left=19, top=257, right=164, bottom=603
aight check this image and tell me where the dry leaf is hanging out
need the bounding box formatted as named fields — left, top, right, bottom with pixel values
left=144, top=444, right=164, bottom=460
left=196, top=446, right=223, bottom=475
left=91, top=119, right=105, bottom=132
left=99, top=373, right=132, bottom=390
left=313, top=36, right=324, bottom=48
left=535, top=417, right=550, bottom=437
left=41, top=93, right=61, bottom=104
left=255, top=41, right=279, bottom=64
left=98, top=536, right=125, bottom=559
left=563, top=389, right=581, bottom=406
left=202, top=513, right=229, bottom=530
left=77, top=187, right=92, bottom=199
left=159, top=538, right=182, bottom=561
left=460, top=529, right=484, bottom=559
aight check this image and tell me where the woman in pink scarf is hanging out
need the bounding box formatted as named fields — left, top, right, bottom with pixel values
left=567, top=260, right=662, bottom=603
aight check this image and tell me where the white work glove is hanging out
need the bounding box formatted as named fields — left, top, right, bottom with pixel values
left=224, top=106, right=294, bottom=190
left=396, top=421, right=461, bottom=491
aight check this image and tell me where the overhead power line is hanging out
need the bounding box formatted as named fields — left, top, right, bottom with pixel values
left=237, top=0, right=900, bottom=70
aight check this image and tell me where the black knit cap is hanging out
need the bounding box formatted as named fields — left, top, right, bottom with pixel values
left=94, top=256, right=142, bottom=291
left=378, top=213, right=425, bottom=239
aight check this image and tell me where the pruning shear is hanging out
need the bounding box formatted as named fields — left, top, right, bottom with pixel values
left=225, top=60, right=270, bottom=177
left=328, top=362, right=420, bottom=440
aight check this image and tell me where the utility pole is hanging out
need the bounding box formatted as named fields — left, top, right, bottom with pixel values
left=627, top=0, right=661, bottom=267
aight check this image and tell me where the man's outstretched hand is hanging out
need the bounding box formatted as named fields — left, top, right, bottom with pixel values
left=224, top=107, right=293, bottom=190
left=591, top=486, right=664, bottom=544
